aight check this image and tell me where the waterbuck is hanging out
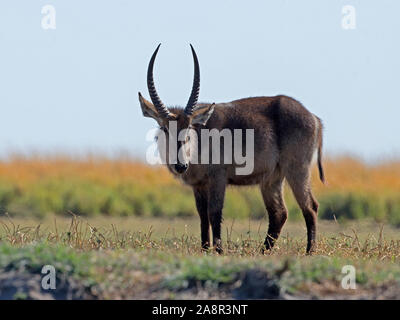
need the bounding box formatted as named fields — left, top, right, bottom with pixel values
left=138, top=44, right=325, bottom=254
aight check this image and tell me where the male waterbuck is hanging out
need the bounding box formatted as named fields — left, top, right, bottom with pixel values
left=138, top=44, right=325, bottom=254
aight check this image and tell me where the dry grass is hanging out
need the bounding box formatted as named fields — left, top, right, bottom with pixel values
left=1, top=154, right=400, bottom=222
left=1, top=214, right=400, bottom=299
left=318, top=156, right=400, bottom=194
left=1, top=154, right=400, bottom=193
left=1, top=214, right=399, bottom=261
left=0, top=155, right=174, bottom=188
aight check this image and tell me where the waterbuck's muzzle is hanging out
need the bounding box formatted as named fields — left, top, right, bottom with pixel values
left=174, top=163, right=188, bottom=174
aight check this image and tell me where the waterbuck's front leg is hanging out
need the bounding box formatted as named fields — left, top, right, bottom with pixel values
left=207, top=170, right=227, bottom=254
left=193, top=186, right=210, bottom=250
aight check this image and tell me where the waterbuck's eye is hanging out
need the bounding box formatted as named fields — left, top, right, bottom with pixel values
left=160, top=126, right=168, bottom=133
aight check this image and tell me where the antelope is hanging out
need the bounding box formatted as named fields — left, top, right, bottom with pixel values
left=138, top=44, right=325, bottom=254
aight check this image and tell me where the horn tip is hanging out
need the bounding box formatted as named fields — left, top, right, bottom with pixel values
left=153, top=43, right=161, bottom=55
left=189, top=44, right=198, bottom=59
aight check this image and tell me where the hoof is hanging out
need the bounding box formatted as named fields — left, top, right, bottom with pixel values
left=213, top=239, right=223, bottom=254
left=201, top=243, right=210, bottom=250
left=306, top=242, right=317, bottom=255
left=215, top=246, right=223, bottom=254
left=261, top=246, right=273, bottom=255
left=262, top=239, right=274, bottom=254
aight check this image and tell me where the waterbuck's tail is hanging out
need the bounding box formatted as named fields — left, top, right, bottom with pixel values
left=316, top=117, right=326, bottom=184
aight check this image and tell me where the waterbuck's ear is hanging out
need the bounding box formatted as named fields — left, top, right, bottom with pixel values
left=191, top=103, right=215, bottom=126
left=138, top=92, right=163, bottom=125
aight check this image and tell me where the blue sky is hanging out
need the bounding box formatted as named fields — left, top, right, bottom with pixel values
left=0, top=1, right=399, bottom=161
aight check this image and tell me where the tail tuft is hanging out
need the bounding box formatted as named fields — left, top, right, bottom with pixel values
left=318, top=148, right=325, bottom=184
left=316, top=117, right=326, bottom=184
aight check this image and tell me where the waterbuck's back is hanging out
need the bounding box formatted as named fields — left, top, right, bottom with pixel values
left=200, top=95, right=321, bottom=185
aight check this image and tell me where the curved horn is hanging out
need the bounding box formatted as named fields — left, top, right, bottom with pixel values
left=184, top=44, right=200, bottom=116
left=147, top=44, right=171, bottom=118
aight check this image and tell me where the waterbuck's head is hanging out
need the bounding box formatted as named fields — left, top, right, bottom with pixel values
left=139, top=44, right=215, bottom=175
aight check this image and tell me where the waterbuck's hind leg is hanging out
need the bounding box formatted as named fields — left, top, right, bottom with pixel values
left=193, top=186, right=210, bottom=250
left=207, top=170, right=227, bottom=254
left=286, top=169, right=318, bottom=254
left=260, top=177, right=288, bottom=253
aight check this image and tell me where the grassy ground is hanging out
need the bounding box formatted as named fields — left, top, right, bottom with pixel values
left=1, top=156, right=400, bottom=299
left=1, top=215, right=399, bottom=299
